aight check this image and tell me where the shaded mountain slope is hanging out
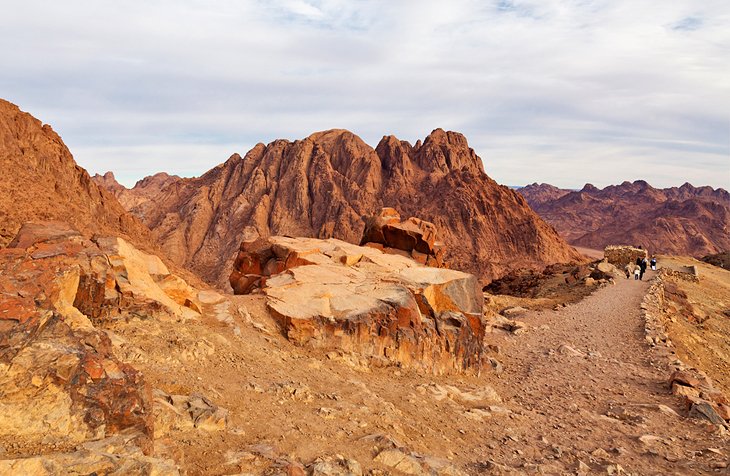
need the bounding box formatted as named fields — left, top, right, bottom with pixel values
left=0, top=99, right=153, bottom=249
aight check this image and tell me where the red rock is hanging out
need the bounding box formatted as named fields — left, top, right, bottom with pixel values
left=231, top=236, right=485, bottom=374
left=716, top=403, right=730, bottom=421
left=670, top=370, right=701, bottom=388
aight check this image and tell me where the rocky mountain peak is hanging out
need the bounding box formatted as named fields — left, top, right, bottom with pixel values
left=100, top=128, right=582, bottom=287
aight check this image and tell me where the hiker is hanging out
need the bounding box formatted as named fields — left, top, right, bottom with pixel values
left=625, top=261, right=634, bottom=279
left=650, top=257, right=657, bottom=271
left=634, top=266, right=641, bottom=280
left=639, top=257, right=648, bottom=280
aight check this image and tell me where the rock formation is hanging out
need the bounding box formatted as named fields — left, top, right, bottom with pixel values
left=519, top=180, right=730, bottom=256
left=0, top=99, right=154, bottom=250
left=98, top=128, right=582, bottom=287
left=0, top=221, right=204, bottom=470
left=230, top=235, right=485, bottom=374
left=360, top=207, right=446, bottom=267
left=604, top=245, right=648, bottom=268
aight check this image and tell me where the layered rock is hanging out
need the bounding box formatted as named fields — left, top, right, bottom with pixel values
left=0, top=221, right=202, bottom=462
left=99, top=128, right=582, bottom=287
left=360, top=207, right=446, bottom=267
left=0, top=99, right=153, bottom=250
left=519, top=180, right=730, bottom=257
left=231, top=236, right=484, bottom=373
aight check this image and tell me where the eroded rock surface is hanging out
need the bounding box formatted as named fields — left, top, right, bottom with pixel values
left=231, top=236, right=484, bottom=373
left=360, top=207, right=446, bottom=267
left=0, top=221, right=203, bottom=466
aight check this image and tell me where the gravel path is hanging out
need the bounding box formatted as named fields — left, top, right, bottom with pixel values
left=477, top=272, right=729, bottom=474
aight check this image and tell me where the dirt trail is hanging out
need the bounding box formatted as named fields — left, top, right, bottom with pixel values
left=480, top=271, right=729, bottom=474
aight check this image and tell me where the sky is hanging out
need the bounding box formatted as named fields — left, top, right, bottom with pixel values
left=1, top=0, right=728, bottom=190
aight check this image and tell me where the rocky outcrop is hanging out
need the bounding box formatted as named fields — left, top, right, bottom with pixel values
left=0, top=221, right=203, bottom=463
left=230, top=235, right=485, bottom=374
left=604, top=245, right=648, bottom=268
left=100, top=128, right=582, bottom=287
left=0, top=99, right=154, bottom=250
left=519, top=180, right=730, bottom=257
left=360, top=207, right=446, bottom=267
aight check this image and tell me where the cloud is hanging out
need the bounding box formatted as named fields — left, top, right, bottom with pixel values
left=0, top=0, right=728, bottom=189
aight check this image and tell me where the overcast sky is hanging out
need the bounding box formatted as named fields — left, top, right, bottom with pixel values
left=2, top=0, right=728, bottom=189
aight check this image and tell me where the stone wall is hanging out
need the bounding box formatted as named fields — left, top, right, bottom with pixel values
left=604, top=245, right=648, bottom=268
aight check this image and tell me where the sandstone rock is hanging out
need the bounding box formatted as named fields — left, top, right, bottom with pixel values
left=310, top=455, right=363, bottom=476
left=0, top=221, right=209, bottom=459
left=361, top=209, right=446, bottom=267
left=501, top=306, right=528, bottom=317
left=374, top=449, right=424, bottom=475
left=0, top=434, right=179, bottom=475
left=596, top=260, right=622, bottom=278
left=154, top=390, right=228, bottom=436
left=670, top=370, right=703, bottom=389
left=231, top=236, right=485, bottom=373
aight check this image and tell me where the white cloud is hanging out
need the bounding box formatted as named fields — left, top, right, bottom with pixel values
left=1, top=0, right=728, bottom=189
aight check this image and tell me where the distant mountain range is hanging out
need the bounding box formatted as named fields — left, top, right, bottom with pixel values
left=518, top=181, right=730, bottom=256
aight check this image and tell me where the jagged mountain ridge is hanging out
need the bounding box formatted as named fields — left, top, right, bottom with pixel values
left=99, top=128, right=583, bottom=287
left=0, top=99, right=153, bottom=249
left=518, top=180, right=730, bottom=256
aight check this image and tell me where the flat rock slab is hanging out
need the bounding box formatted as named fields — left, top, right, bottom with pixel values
left=232, top=236, right=485, bottom=374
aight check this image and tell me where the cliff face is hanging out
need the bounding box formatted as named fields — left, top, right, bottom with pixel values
left=107, top=128, right=582, bottom=287
left=0, top=99, right=153, bottom=249
left=519, top=180, right=730, bottom=256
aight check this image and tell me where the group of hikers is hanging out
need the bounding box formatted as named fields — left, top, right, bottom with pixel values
left=625, top=256, right=657, bottom=280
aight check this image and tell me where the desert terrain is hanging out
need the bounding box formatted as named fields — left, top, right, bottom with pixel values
left=1, top=100, right=729, bottom=476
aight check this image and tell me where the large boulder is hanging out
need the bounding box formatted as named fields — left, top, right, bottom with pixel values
left=360, top=208, right=446, bottom=267
left=230, top=236, right=484, bottom=374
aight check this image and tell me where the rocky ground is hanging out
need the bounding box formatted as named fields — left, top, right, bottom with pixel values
left=1, top=224, right=728, bottom=475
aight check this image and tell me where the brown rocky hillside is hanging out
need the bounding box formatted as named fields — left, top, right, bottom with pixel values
left=100, top=129, right=582, bottom=287
left=0, top=99, right=153, bottom=249
left=519, top=180, right=730, bottom=257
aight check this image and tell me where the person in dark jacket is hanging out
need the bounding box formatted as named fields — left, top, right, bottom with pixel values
left=650, top=257, right=657, bottom=270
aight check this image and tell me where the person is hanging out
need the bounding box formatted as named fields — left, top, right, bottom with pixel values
left=639, top=257, right=648, bottom=280
left=650, top=257, right=657, bottom=271
left=625, top=261, right=634, bottom=279
left=634, top=267, right=640, bottom=280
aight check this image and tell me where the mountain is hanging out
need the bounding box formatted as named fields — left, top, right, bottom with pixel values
left=518, top=180, right=730, bottom=256
left=519, top=182, right=571, bottom=207
left=0, top=99, right=153, bottom=249
left=100, top=129, right=583, bottom=287
left=91, top=171, right=181, bottom=222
